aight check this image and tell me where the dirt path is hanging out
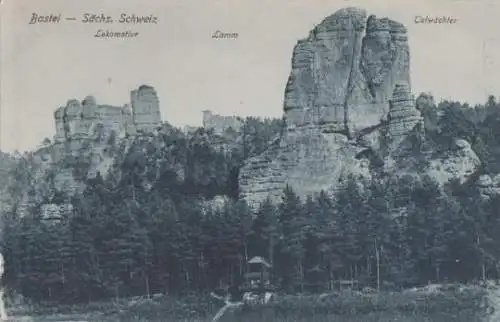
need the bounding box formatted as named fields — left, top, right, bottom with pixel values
left=485, top=285, right=500, bottom=322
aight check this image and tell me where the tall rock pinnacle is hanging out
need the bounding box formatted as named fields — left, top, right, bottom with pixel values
left=283, top=7, right=410, bottom=138
left=239, top=8, right=416, bottom=207
left=239, top=7, right=478, bottom=207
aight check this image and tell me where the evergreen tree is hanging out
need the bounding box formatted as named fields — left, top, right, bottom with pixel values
left=278, top=186, right=306, bottom=292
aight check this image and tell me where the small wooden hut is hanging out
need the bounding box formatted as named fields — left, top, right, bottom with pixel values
left=243, top=256, right=274, bottom=293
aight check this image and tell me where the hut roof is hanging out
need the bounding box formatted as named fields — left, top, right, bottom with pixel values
left=248, top=256, right=272, bottom=268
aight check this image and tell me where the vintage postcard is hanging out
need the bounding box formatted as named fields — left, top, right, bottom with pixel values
left=1, top=0, right=500, bottom=321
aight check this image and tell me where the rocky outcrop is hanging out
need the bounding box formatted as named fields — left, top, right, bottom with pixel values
left=23, top=85, right=165, bottom=214
left=424, top=139, right=480, bottom=185
left=202, top=110, right=243, bottom=136
left=131, top=85, right=162, bottom=133
left=9, top=131, right=142, bottom=218
left=386, top=84, right=422, bottom=144
left=54, top=85, right=161, bottom=142
left=239, top=126, right=372, bottom=206
left=283, top=7, right=410, bottom=137
left=476, top=174, right=500, bottom=200
left=239, top=7, right=479, bottom=207
left=415, top=92, right=435, bottom=111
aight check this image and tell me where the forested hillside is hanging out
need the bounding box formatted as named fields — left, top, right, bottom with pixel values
left=3, top=97, right=500, bottom=304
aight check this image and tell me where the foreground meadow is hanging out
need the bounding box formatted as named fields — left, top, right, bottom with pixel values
left=8, top=283, right=497, bottom=322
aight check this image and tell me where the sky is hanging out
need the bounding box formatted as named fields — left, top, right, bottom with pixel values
left=1, top=0, right=499, bottom=152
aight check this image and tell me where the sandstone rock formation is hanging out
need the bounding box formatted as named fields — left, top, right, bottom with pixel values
left=415, top=92, right=435, bottom=111
left=239, top=129, right=372, bottom=205
left=239, top=7, right=479, bottom=207
left=386, top=84, right=422, bottom=144
left=283, top=7, right=410, bottom=137
left=476, top=173, right=500, bottom=200
left=202, top=110, right=243, bottom=136
left=54, top=85, right=161, bottom=142
left=425, top=139, right=480, bottom=186
left=9, top=86, right=163, bottom=218
left=131, top=85, right=162, bottom=133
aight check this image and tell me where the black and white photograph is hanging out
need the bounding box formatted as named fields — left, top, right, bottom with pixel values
left=1, top=0, right=500, bottom=320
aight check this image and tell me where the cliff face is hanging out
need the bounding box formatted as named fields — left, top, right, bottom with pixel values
left=239, top=130, right=372, bottom=205
left=54, top=85, right=161, bottom=143
left=8, top=86, right=163, bottom=219
left=239, top=7, right=479, bottom=207
left=202, top=110, right=243, bottom=136
left=476, top=173, right=500, bottom=200
left=283, top=8, right=410, bottom=137
left=9, top=136, right=130, bottom=219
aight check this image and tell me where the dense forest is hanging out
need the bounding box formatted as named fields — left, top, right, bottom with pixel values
left=2, top=95, right=500, bottom=304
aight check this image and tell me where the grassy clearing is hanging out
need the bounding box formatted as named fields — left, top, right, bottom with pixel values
left=107, top=285, right=490, bottom=322
left=8, top=284, right=494, bottom=321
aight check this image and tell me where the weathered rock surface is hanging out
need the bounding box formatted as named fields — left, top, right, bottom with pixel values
left=239, top=129, right=371, bottom=204
left=6, top=86, right=165, bottom=218
left=239, top=7, right=479, bottom=207
left=202, top=110, right=243, bottom=136
left=386, top=84, right=422, bottom=146
left=54, top=85, right=161, bottom=142
left=283, top=7, right=410, bottom=136
left=476, top=173, right=500, bottom=200
left=10, top=137, right=124, bottom=218
left=424, top=139, right=480, bottom=186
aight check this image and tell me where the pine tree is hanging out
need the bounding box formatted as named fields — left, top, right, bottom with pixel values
left=250, top=197, right=279, bottom=265
left=278, top=186, right=306, bottom=292
left=334, top=177, right=363, bottom=281
left=313, top=191, right=341, bottom=290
